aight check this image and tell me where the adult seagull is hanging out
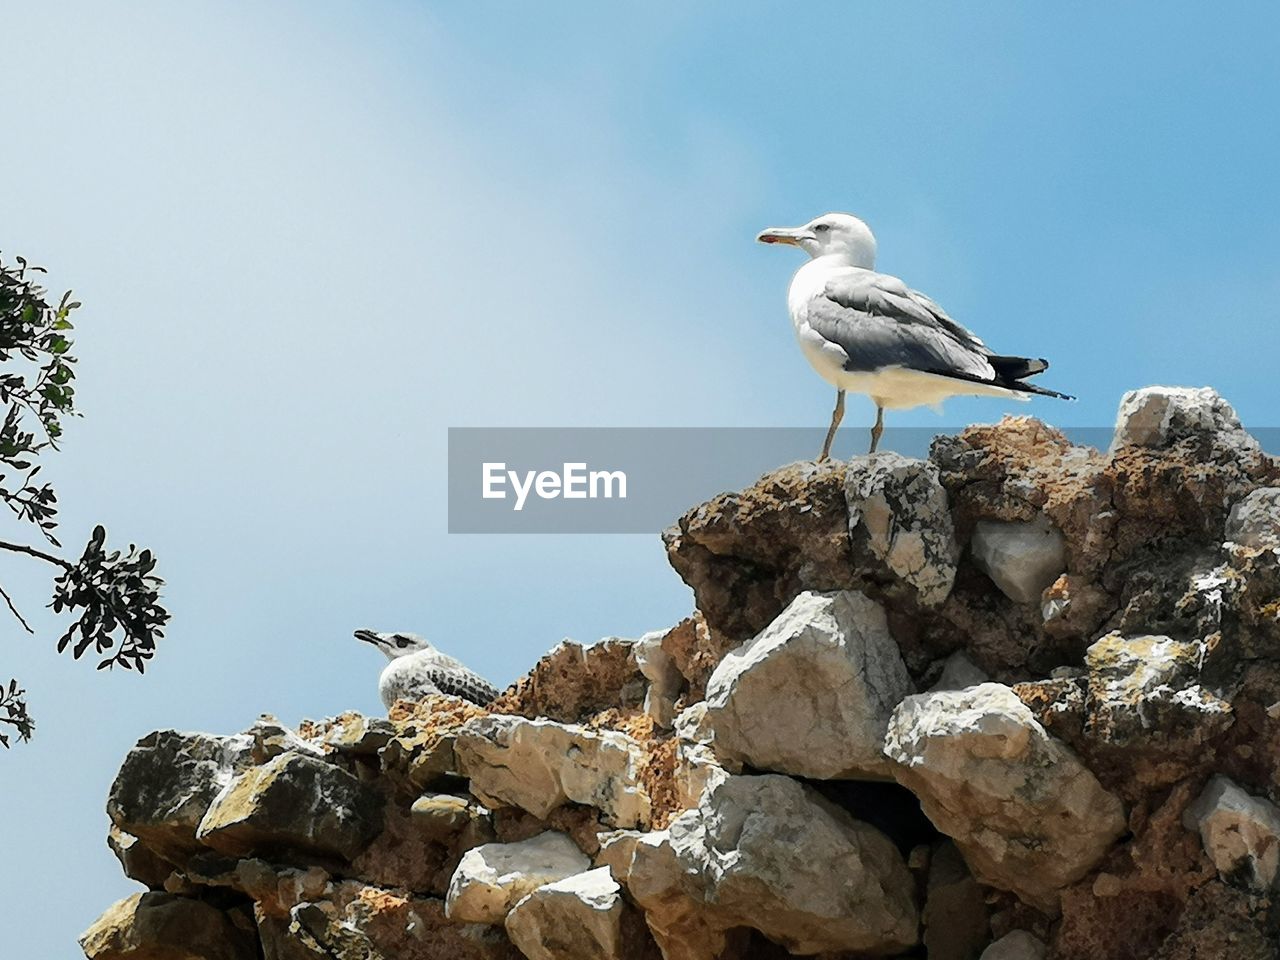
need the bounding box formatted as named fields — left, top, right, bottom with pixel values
left=758, top=213, right=1071, bottom=458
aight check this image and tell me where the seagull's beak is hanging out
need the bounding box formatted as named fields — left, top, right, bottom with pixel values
left=756, top=226, right=813, bottom=247
left=353, top=629, right=379, bottom=646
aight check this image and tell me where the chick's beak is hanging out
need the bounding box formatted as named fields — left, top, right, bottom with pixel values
left=353, top=629, right=379, bottom=645
left=756, top=226, right=813, bottom=246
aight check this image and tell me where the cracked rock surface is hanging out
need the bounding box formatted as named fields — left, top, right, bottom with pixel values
left=81, top=385, right=1280, bottom=960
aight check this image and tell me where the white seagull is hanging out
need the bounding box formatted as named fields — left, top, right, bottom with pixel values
left=354, top=629, right=499, bottom=709
left=758, top=213, right=1071, bottom=459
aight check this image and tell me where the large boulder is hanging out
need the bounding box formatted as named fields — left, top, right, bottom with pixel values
left=195, top=753, right=383, bottom=862
left=107, top=730, right=254, bottom=860
left=885, top=683, right=1126, bottom=912
left=504, top=868, right=630, bottom=960
left=603, top=774, right=919, bottom=958
left=446, top=831, right=592, bottom=925
left=80, top=893, right=257, bottom=960
left=698, top=590, right=913, bottom=779
left=845, top=452, right=959, bottom=607
left=455, top=715, right=650, bottom=828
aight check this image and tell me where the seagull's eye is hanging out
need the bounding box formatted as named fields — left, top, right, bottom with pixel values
left=396, top=637, right=411, bottom=647
left=813, top=224, right=831, bottom=233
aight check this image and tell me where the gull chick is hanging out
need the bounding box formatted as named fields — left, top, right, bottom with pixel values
left=758, top=212, right=1071, bottom=458
left=354, top=629, right=499, bottom=709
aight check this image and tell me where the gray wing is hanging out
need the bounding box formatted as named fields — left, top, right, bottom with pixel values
left=807, top=270, right=996, bottom=380
left=383, top=663, right=499, bottom=708
left=425, top=666, right=499, bottom=707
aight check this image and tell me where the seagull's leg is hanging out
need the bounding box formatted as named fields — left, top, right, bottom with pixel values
left=819, top=389, right=846, bottom=461
left=868, top=404, right=885, bottom=453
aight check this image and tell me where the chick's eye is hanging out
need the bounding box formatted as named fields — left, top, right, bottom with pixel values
left=814, top=224, right=830, bottom=233
left=396, top=637, right=410, bottom=647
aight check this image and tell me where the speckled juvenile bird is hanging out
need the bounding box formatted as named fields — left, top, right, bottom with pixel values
left=354, top=629, right=499, bottom=709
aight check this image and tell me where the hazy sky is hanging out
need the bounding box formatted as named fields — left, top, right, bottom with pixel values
left=3, top=4, right=1280, bottom=954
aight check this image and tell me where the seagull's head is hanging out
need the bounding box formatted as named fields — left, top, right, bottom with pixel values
left=354, top=628, right=433, bottom=661
left=757, top=213, right=877, bottom=268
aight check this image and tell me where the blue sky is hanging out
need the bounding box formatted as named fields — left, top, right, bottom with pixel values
left=2, top=3, right=1279, bottom=954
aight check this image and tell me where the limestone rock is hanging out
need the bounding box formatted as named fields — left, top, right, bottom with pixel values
left=196, top=753, right=383, bottom=861
left=107, top=730, right=255, bottom=860
left=379, top=695, right=488, bottom=788
left=607, top=774, right=919, bottom=958
left=258, top=883, right=523, bottom=960
left=663, top=458, right=855, bottom=643
left=929, top=650, right=991, bottom=693
left=634, top=628, right=685, bottom=728
left=245, top=716, right=327, bottom=763
left=488, top=637, right=645, bottom=723
left=80, top=892, right=257, bottom=960
left=1084, top=633, right=1232, bottom=750
left=885, top=683, right=1126, bottom=911
left=446, top=831, right=591, bottom=925
left=411, top=792, right=492, bottom=844
left=505, top=868, right=626, bottom=960
left=312, top=712, right=396, bottom=757
left=980, top=930, right=1046, bottom=960
left=107, top=825, right=174, bottom=889
left=455, top=715, right=650, bottom=828
left=970, top=514, right=1066, bottom=604
left=700, top=590, right=914, bottom=779
left=1226, top=488, right=1280, bottom=548
left=846, top=451, right=959, bottom=606
left=1111, top=386, right=1261, bottom=455
left=1182, top=774, right=1280, bottom=891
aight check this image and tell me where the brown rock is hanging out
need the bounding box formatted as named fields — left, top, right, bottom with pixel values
left=80, top=892, right=257, bottom=960
left=489, top=637, right=645, bottom=723
left=196, top=753, right=383, bottom=862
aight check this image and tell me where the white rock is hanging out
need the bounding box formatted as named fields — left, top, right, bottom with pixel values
left=634, top=628, right=684, bottom=729
left=980, top=930, right=1047, bottom=960
left=971, top=514, right=1066, bottom=604
left=846, top=452, right=959, bottom=606
left=445, top=831, right=591, bottom=925
left=700, top=590, right=914, bottom=779
left=607, top=774, right=919, bottom=958
left=1226, top=488, right=1280, bottom=549
left=884, top=683, right=1126, bottom=912
left=929, top=650, right=991, bottom=693
left=1111, top=386, right=1261, bottom=454
left=455, top=715, right=650, bottom=828
left=505, top=868, right=625, bottom=960
left=1182, top=774, right=1280, bottom=891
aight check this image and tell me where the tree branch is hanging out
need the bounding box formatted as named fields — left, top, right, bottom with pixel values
left=0, top=582, right=33, bottom=633
left=0, top=538, right=70, bottom=570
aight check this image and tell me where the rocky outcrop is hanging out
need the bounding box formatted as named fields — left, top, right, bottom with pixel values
left=601, top=774, right=918, bottom=958
left=696, top=590, right=913, bottom=779
left=83, top=386, right=1280, bottom=960
left=446, top=832, right=592, bottom=924
left=884, top=683, right=1126, bottom=911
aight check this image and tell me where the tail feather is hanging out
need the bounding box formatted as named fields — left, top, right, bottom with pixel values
left=924, top=357, right=1075, bottom=401
left=989, top=354, right=1049, bottom=380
